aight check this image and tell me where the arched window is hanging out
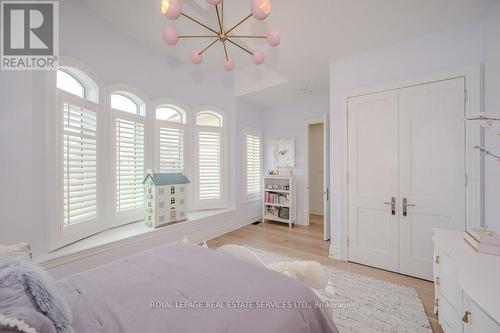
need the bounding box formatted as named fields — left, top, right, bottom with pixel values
left=56, top=65, right=100, bottom=244
left=57, top=66, right=98, bottom=102
left=195, top=110, right=225, bottom=208
left=156, top=106, right=185, bottom=123
left=57, top=70, right=85, bottom=98
left=243, top=127, right=263, bottom=202
left=111, top=90, right=146, bottom=217
left=196, top=111, right=223, bottom=127
left=111, top=94, right=138, bottom=115
left=155, top=104, right=186, bottom=173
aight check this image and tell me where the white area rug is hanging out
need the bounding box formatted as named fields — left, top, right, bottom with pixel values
left=246, top=246, right=432, bottom=333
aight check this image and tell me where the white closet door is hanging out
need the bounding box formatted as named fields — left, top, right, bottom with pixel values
left=398, top=78, right=466, bottom=280
left=347, top=90, right=399, bottom=272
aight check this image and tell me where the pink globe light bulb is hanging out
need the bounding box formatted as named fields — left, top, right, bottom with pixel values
left=224, top=59, right=235, bottom=71
left=251, top=0, right=271, bottom=20
left=189, top=50, right=203, bottom=64
left=162, top=27, right=178, bottom=45
left=267, top=28, right=280, bottom=47
left=207, top=0, right=222, bottom=5
left=251, top=50, right=265, bottom=65
left=162, top=0, right=181, bottom=20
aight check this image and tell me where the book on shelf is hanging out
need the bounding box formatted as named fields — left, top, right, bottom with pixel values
left=264, top=192, right=290, bottom=206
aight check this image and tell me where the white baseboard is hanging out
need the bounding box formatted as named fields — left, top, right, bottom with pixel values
left=329, top=243, right=342, bottom=260
left=310, top=210, right=324, bottom=216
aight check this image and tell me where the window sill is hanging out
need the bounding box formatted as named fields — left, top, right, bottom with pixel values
left=36, top=208, right=235, bottom=266
left=243, top=196, right=262, bottom=204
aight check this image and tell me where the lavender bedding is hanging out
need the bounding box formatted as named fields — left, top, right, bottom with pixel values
left=56, top=242, right=338, bottom=333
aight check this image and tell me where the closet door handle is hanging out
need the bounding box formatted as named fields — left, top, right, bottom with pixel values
left=402, top=198, right=416, bottom=216
left=384, top=197, right=396, bottom=215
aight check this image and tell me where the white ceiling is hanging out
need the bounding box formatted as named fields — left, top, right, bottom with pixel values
left=81, top=0, right=493, bottom=108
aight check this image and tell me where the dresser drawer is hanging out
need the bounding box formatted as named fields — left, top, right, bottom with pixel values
left=463, top=296, right=500, bottom=333
left=438, top=250, right=462, bottom=313
left=438, top=293, right=463, bottom=333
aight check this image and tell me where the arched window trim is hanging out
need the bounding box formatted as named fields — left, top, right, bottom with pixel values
left=49, top=57, right=104, bottom=251
left=152, top=98, right=190, bottom=123
left=110, top=90, right=146, bottom=117
left=108, top=84, right=150, bottom=224
left=155, top=104, right=187, bottom=123
left=152, top=101, right=188, bottom=176
left=195, top=110, right=224, bottom=127
left=57, top=70, right=85, bottom=98
left=193, top=107, right=227, bottom=210
left=57, top=65, right=99, bottom=103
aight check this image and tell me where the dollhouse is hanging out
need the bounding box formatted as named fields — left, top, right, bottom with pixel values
left=143, top=172, right=190, bottom=228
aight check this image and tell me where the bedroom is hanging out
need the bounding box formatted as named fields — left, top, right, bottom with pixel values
left=1, top=0, right=500, bottom=332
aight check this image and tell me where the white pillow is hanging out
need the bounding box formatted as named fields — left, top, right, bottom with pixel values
left=0, top=243, right=32, bottom=260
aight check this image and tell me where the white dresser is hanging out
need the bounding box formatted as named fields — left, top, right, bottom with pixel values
left=433, top=229, right=500, bottom=333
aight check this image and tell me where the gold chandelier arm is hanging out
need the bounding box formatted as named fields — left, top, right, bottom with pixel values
left=227, top=35, right=266, bottom=39
left=181, top=13, right=220, bottom=35
left=225, top=13, right=252, bottom=35
left=467, top=117, right=500, bottom=121
left=226, top=38, right=253, bottom=55
left=178, top=35, right=220, bottom=38
left=221, top=1, right=224, bottom=32
left=222, top=40, right=229, bottom=61
left=215, top=5, right=223, bottom=34
left=199, top=38, right=219, bottom=55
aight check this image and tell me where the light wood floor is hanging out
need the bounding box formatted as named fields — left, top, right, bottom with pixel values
left=208, top=214, right=443, bottom=333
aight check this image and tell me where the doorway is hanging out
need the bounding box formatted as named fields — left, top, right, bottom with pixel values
left=305, top=114, right=330, bottom=241
left=309, top=123, right=324, bottom=216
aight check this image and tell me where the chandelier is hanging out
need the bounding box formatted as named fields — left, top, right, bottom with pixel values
left=160, top=0, right=280, bottom=71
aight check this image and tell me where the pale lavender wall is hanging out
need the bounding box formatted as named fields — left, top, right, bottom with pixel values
left=0, top=72, right=46, bottom=252
left=330, top=17, right=500, bottom=253
left=263, top=93, right=330, bottom=225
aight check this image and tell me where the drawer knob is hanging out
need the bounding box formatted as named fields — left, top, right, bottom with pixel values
left=462, top=311, right=471, bottom=324
left=433, top=299, right=439, bottom=315
left=435, top=255, right=440, bottom=264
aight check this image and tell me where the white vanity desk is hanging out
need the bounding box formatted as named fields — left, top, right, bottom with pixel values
left=433, top=228, right=500, bottom=332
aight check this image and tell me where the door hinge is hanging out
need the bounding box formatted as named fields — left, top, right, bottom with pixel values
left=347, top=237, right=350, bottom=247
left=346, top=107, right=349, bottom=119
left=465, top=174, right=468, bottom=187
left=464, top=89, right=468, bottom=103
left=346, top=172, right=350, bottom=183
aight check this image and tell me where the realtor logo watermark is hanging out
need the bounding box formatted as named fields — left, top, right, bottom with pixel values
left=1, top=1, right=58, bottom=70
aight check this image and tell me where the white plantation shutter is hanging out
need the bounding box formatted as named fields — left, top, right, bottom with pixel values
left=158, top=125, right=184, bottom=172
left=116, top=117, right=145, bottom=212
left=245, top=131, right=262, bottom=200
left=198, top=131, right=222, bottom=201
left=63, top=102, right=97, bottom=226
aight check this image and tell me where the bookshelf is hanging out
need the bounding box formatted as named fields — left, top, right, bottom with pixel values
left=262, top=176, right=296, bottom=228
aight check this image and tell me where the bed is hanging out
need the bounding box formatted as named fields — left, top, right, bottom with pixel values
left=55, top=242, right=338, bottom=333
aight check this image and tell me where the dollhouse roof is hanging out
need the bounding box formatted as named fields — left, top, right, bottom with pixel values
left=143, top=173, right=190, bottom=186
